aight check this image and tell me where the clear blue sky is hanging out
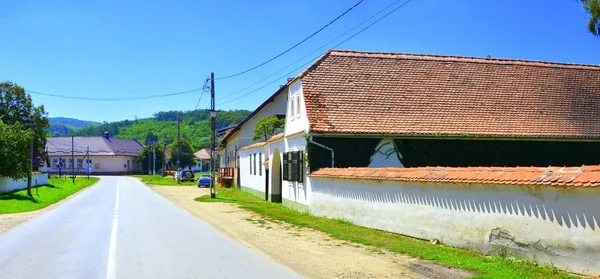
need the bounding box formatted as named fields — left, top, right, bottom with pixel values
left=1, top=0, right=598, bottom=123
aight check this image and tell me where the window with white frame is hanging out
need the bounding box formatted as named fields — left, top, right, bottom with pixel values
left=290, top=97, right=295, bottom=121
left=296, top=95, right=301, bottom=118
left=259, top=153, right=262, bottom=176
left=77, top=159, right=83, bottom=169
left=52, top=159, right=58, bottom=169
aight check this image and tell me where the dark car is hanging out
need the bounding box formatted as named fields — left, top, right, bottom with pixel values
left=197, top=174, right=212, bottom=187
left=175, top=170, right=195, bottom=183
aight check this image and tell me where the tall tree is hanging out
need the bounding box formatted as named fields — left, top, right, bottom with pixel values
left=169, top=139, right=196, bottom=169
left=253, top=116, right=285, bottom=141
left=582, top=0, right=600, bottom=35
left=0, top=81, right=49, bottom=159
left=0, top=81, right=49, bottom=197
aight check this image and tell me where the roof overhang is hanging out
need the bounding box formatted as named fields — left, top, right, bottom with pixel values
left=310, top=132, right=600, bottom=142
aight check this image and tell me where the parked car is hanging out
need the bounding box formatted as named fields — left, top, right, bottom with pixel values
left=174, top=169, right=195, bottom=183
left=198, top=174, right=212, bottom=188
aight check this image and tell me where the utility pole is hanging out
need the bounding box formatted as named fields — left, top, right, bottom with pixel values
left=210, top=72, right=216, bottom=199
left=177, top=113, right=181, bottom=170
left=162, top=138, right=167, bottom=176
left=71, top=136, right=75, bottom=184
left=27, top=119, right=33, bottom=198
left=152, top=144, right=156, bottom=175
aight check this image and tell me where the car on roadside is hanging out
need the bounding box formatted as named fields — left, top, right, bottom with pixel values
left=174, top=169, right=195, bottom=183
left=198, top=174, right=212, bottom=187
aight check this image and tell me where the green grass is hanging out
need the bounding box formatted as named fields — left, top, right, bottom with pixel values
left=196, top=187, right=578, bottom=279
left=132, top=175, right=197, bottom=186
left=0, top=176, right=99, bottom=214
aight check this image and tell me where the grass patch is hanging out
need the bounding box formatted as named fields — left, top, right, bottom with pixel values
left=196, top=186, right=577, bottom=279
left=0, top=176, right=99, bottom=214
left=132, top=175, right=196, bottom=186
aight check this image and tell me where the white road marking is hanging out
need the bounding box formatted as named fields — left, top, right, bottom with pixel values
left=107, top=179, right=120, bottom=279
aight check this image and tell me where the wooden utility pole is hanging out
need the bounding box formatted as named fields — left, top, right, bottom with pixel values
left=71, top=136, right=75, bottom=184
left=177, top=113, right=181, bottom=169
left=210, top=72, right=216, bottom=199
left=27, top=120, right=33, bottom=197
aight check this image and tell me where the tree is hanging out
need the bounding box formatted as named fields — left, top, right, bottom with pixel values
left=253, top=116, right=285, bottom=142
left=0, top=81, right=49, bottom=197
left=138, top=143, right=165, bottom=173
left=0, top=120, right=32, bottom=180
left=0, top=82, right=49, bottom=158
left=168, top=139, right=196, bottom=169
left=582, top=0, right=600, bottom=35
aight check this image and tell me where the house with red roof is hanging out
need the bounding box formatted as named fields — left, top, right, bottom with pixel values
left=235, top=50, right=600, bottom=274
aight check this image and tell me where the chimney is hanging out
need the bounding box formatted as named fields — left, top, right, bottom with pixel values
left=104, top=131, right=109, bottom=139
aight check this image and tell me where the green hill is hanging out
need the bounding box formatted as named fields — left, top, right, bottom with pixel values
left=67, top=109, right=250, bottom=151
left=48, top=117, right=102, bottom=137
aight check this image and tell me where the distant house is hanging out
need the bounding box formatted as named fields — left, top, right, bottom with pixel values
left=46, top=132, right=144, bottom=175
left=193, top=148, right=211, bottom=172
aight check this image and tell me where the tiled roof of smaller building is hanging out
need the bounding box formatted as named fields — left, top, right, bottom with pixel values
left=310, top=166, right=600, bottom=188
left=194, top=148, right=211, bottom=160
left=239, top=142, right=266, bottom=151
left=267, top=133, right=284, bottom=143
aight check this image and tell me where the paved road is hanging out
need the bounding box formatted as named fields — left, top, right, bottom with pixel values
left=0, top=176, right=301, bottom=279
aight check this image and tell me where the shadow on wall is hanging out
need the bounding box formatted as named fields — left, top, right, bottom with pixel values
left=312, top=181, right=599, bottom=231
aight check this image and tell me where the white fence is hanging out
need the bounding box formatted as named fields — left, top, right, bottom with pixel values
left=309, top=176, right=600, bottom=275
left=0, top=172, right=49, bottom=194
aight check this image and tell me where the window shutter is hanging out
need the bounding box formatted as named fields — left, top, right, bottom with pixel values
left=253, top=154, right=256, bottom=175
left=282, top=152, right=289, bottom=181
left=291, top=152, right=298, bottom=182
left=259, top=153, right=262, bottom=176
left=249, top=155, right=252, bottom=175
left=298, top=151, right=304, bottom=183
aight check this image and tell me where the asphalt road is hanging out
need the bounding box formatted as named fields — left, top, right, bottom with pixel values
left=0, top=176, right=301, bottom=279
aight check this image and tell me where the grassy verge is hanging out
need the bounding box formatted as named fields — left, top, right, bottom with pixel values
left=0, top=176, right=99, bottom=214
left=131, top=175, right=197, bottom=186
left=196, top=187, right=576, bottom=279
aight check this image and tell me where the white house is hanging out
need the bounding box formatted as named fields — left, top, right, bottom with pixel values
left=234, top=50, right=600, bottom=273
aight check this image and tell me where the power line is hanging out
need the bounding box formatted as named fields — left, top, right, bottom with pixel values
left=194, top=77, right=211, bottom=110
left=216, top=0, right=365, bottom=80
left=26, top=88, right=203, bottom=101
left=218, top=0, right=414, bottom=106
left=218, top=0, right=411, bottom=103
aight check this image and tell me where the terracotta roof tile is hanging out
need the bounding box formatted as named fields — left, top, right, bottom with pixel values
left=239, top=142, right=266, bottom=151
left=266, top=133, right=284, bottom=143
left=301, top=50, right=600, bottom=138
left=309, top=165, right=600, bottom=188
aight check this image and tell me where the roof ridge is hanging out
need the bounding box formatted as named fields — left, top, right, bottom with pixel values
left=100, top=137, right=116, bottom=155
left=329, top=49, right=600, bottom=71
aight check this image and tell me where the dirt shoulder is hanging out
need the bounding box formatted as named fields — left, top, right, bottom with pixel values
left=150, top=186, right=473, bottom=279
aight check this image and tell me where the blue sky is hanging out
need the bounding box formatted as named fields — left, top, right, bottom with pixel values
left=1, top=0, right=599, bottom=122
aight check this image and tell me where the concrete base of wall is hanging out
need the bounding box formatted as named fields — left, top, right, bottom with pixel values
left=241, top=186, right=265, bottom=200
left=283, top=198, right=309, bottom=213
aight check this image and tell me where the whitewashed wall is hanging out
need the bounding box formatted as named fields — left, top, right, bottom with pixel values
left=285, top=80, right=309, bottom=136
left=309, top=177, right=600, bottom=274
left=48, top=155, right=139, bottom=173
left=282, top=133, right=310, bottom=209
left=0, top=173, right=49, bottom=193
left=239, top=146, right=267, bottom=198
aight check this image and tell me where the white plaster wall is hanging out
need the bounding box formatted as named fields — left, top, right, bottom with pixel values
left=239, top=147, right=267, bottom=195
left=282, top=133, right=310, bottom=206
left=0, top=173, right=49, bottom=193
left=48, top=155, right=138, bottom=173
left=285, top=80, right=309, bottom=136
left=369, top=138, right=404, bottom=167
left=310, top=177, right=600, bottom=274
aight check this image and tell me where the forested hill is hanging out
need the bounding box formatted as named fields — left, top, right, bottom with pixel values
left=67, top=109, right=250, bottom=150
left=48, top=117, right=101, bottom=136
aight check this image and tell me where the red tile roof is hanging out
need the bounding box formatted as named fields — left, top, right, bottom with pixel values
left=266, top=133, right=284, bottom=143
left=301, top=50, right=600, bottom=139
left=310, top=166, right=600, bottom=188
left=239, top=141, right=266, bottom=151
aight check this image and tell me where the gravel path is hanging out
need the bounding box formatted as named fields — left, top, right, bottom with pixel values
left=151, top=185, right=474, bottom=279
